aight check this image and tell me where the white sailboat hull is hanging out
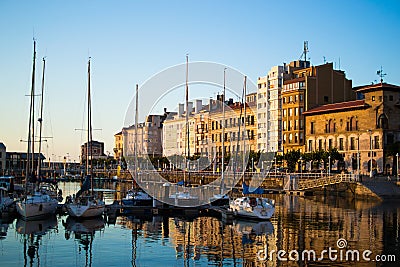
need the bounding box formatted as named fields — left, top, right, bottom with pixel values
left=229, top=197, right=275, bottom=220
left=66, top=202, right=105, bottom=218
left=16, top=196, right=58, bottom=219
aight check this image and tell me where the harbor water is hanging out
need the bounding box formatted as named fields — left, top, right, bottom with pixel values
left=0, top=181, right=399, bottom=266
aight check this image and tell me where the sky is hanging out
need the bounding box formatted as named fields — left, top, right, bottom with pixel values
left=0, top=0, right=399, bottom=162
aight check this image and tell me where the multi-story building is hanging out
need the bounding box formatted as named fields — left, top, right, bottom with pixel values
left=304, top=82, right=400, bottom=175
left=123, top=110, right=171, bottom=158
left=257, top=65, right=284, bottom=152
left=208, top=93, right=257, bottom=170
left=282, top=62, right=355, bottom=153
left=80, top=140, right=106, bottom=163
left=5, top=152, right=45, bottom=174
left=0, top=142, right=5, bottom=172
left=114, top=131, right=123, bottom=160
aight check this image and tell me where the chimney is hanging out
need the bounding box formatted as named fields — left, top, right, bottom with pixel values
left=178, top=103, right=184, bottom=116
left=187, top=101, right=193, bottom=115
left=195, top=100, right=202, bottom=113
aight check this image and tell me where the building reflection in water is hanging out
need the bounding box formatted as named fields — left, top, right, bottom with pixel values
left=115, top=194, right=400, bottom=266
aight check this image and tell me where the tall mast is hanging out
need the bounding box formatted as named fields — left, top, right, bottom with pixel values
left=243, top=76, right=247, bottom=177
left=31, top=41, right=37, bottom=176
left=37, top=57, right=46, bottom=178
left=185, top=54, right=189, bottom=183
left=134, top=84, right=139, bottom=183
left=26, top=40, right=36, bottom=191
left=87, top=57, right=93, bottom=195
left=221, top=68, right=226, bottom=194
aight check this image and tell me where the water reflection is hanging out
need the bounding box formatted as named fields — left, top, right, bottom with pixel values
left=63, top=216, right=105, bottom=267
left=1, top=182, right=399, bottom=267
left=16, top=215, right=58, bottom=267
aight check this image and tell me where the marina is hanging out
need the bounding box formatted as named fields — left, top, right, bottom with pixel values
left=1, top=181, right=400, bottom=266
left=0, top=182, right=400, bottom=266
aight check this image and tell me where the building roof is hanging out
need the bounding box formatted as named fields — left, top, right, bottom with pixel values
left=0, top=142, right=5, bottom=150
left=353, top=82, right=400, bottom=93
left=6, top=152, right=45, bottom=160
left=303, top=100, right=368, bottom=116
left=114, top=131, right=122, bottom=136
left=283, top=76, right=306, bottom=85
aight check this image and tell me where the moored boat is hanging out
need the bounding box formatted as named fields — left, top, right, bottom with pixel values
left=229, top=196, right=275, bottom=220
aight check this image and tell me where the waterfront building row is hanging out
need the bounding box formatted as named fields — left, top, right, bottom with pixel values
left=114, top=59, right=400, bottom=175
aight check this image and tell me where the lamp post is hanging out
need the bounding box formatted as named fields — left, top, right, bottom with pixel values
left=299, top=156, right=302, bottom=179
left=328, top=155, right=331, bottom=176
left=357, top=134, right=360, bottom=181
left=396, top=153, right=399, bottom=181
left=367, top=130, right=373, bottom=178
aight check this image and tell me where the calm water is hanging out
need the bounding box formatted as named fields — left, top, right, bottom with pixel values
left=0, top=182, right=399, bottom=266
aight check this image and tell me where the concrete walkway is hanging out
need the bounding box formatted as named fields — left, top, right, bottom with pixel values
left=360, top=175, right=400, bottom=199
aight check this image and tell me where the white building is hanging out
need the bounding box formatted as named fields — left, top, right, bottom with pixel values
left=257, top=65, right=284, bottom=152
left=162, top=101, right=201, bottom=158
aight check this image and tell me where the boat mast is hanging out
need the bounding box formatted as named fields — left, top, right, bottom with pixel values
left=37, top=57, right=46, bottom=178
left=26, top=40, right=36, bottom=193
left=134, top=84, right=139, bottom=184
left=242, top=76, right=247, bottom=179
left=184, top=54, right=189, bottom=184
left=87, top=57, right=93, bottom=194
left=221, top=68, right=226, bottom=194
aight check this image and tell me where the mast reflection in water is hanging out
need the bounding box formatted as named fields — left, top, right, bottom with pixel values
left=63, top=216, right=105, bottom=267
left=0, top=192, right=399, bottom=266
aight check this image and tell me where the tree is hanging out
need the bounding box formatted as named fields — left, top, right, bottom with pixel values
left=284, top=150, right=301, bottom=172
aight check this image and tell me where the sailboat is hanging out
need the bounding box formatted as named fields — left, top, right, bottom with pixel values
left=65, top=58, right=105, bottom=218
left=228, top=76, right=276, bottom=220
left=122, top=84, right=152, bottom=207
left=168, top=55, right=199, bottom=206
left=16, top=42, right=58, bottom=219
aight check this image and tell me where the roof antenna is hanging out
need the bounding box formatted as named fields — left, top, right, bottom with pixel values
left=377, top=66, right=386, bottom=83
left=299, top=41, right=309, bottom=62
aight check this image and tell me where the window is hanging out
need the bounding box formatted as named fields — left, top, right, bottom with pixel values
left=318, top=139, right=323, bottom=150
left=299, top=94, right=303, bottom=101
left=324, top=96, right=329, bottom=103
left=389, top=95, right=394, bottom=101
left=374, top=136, right=380, bottom=149
left=308, top=140, right=313, bottom=151
left=295, top=108, right=298, bottom=116
left=283, top=109, right=287, bottom=117
left=350, top=137, right=355, bottom=150
left=310, top=122, right=315, bottom=134
left=379, top=96, right=382, bottom=102
left=328, top=139, right=333, bottom=150
left=288, top=108, right=292, bottom=116
left=283, top=97, right=286, bottom=104
left=339, top=138, right=344, bottom=150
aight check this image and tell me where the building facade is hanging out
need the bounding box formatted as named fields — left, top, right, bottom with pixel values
left=304, top=82, right=400, bottom=175
left=0, top=142, right=5, bottom=172
left=114, top=131, right=123, bottom=160
left=80, top=140, right=106, bottom=163
left=124, top=111, right=172, bottom=158
left=257, top=65, right=284, bottom=152
left=282, top=62, right=355, bottom=153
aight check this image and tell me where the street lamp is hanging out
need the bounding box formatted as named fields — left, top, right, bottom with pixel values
left=357, top=134, right=360, bottom=181
left=396, top=153, right=399, bottom=181
left=299, top=156, right=302, bottom=179
left=367, top=130, right=373, bottom=178
left=328, top=155, right=331, bottom=176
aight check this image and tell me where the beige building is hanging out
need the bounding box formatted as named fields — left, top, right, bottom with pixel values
left=123, top=111, right=171, bottom=159
left=304, top=82, right=400, bottom=175
left=207, top=93, right=257, bottom=171
left=113, top=131, right=123, bottom=160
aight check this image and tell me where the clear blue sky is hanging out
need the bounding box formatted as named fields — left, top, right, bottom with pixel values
left=0, top=0, right=399, bottom=162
